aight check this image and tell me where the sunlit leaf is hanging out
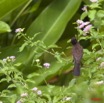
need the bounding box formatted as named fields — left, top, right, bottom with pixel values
left=0, top=21, right=11, bottom=33
left=0, top=0, right=29, bottom=19
left=97, top=10, right=104, bottom=18
left=7, top=84, right=16, bottom=89
left=16, top=0, right=81, bottom=64
left=88, top=10, right=96, bottom=21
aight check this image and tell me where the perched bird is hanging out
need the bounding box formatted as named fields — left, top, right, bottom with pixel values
left=71, top=37, right=83, bottom=76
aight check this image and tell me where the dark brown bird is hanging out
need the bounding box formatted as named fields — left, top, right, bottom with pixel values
left=71, top=37, right=83, bottom=76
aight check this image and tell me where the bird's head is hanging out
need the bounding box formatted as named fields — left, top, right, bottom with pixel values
left=71, top=37, right=78, bottom=45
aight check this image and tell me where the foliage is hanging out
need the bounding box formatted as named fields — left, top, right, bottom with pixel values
left=0, top=0, right=104, bottom=103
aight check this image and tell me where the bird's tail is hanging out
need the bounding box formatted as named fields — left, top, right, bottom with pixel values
left=73, top=63, right=81, bottom=76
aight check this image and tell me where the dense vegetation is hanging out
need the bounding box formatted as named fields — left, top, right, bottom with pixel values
left=0, top=0, right=104, bottom=103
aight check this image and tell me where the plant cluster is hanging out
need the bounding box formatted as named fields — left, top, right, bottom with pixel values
left=0, top=0, right=104, bottom=103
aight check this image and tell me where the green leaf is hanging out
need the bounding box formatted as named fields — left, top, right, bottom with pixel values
left=89, top=3, right=100, bottom=9
left=27, top=0, right=81, bottom=46
left=27, top=73, right=40, bottom=78
left=0, top=78, right=7, bottom=83
left=80, top=12, right=88, bottom=20
left=69, top=78, right=77, bottom=87
left=0, top=0, right=82, bottom=67
left=0, top=21, right=11, bottom=33
left=88, top=10, right=96, bottom=21
left=26, top=59, right=68, bottom=86
left=97, top=10, right=104, bottom=18
left=28, top=0, right=42, bottom=13
left=14, top=63, right=22, bottom=67
left=7, top=84, right=16, bottom=89
left=92, top=43, right=100, bottom=50
left=17, top=0, right=81, bottom=64
left=19, top=42, right=28, bottom=52
left=0, top=0, right=29, bottom=19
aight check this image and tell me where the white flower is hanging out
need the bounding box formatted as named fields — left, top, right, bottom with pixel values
left=63, top=97, right=72, bottom=101
left=32, top=87, right=38, bottom=91
left=3, top=58, right=7, bottom=63
left=3, top=56, right=16, bottom=63
left=90, top=0, right=98, bottom=3
left=96, top=57, right=101, bottom=61
left=83, top=22, right=90, bottom=26
left=82, top=5, right=87, bottom=12
left=15, top=28, right=24, bottom=33
left=100, top=62, right=104, bottom=68
left=16, top=100, right=21, bottom=103
left=83, top=24, right=92, bottom=33
left=78, top=23, right=85, bottom=29
left=78, top=21, right=90, bottom=29
left=43, top=63, right=50, bottom=68
left=76, top=19, right=92, bottom=36
left=76, top=19, right=84, bottom=25
left=37, top=90, right=42, bottom=95
left=36, top=59, right=40, bottom=62
left=21, top=93, right=28, bottom=97
left=10, top=56, right=15, bottom=59
left=10, top=56, right=16, bottom=61
left=65, top=97, right=72, bottom=101
left=95, top=81, right=104, bottom=85
left=0, top=101, right=3, bottom=103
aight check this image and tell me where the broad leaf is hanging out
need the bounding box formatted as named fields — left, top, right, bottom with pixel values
left=0, top=21, right=11, bottom=33
left=0, top=0, right=29, bottom=19
left=26, top=59, right=70, bottom=86
left=27, top=0, right=81, bottom=46
left=16, top=0, right=81, bottom=64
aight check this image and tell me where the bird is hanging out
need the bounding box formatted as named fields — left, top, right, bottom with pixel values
left=71, top=37, right=83, bottom=76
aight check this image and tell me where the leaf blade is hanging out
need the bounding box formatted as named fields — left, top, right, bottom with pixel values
left=0, top=0, right=29, bottom=19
